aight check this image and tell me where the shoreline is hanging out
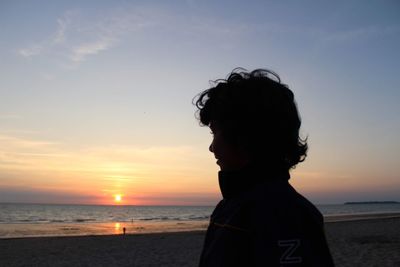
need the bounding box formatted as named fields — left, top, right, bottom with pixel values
left=2, top=212, right=400, bottom=239
left=0, top=220, right=209, bottom=239
left=1, top=217, right=400, bottom=266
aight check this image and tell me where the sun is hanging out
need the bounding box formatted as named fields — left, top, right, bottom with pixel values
left=114, top=194, right=122, bottom=203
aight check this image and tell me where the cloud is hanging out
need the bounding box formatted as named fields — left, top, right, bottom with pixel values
left=70, top=37, right=116, bottom=62
left=0, top=134, right=56, bottom=149
left=0, top=133, right=201, bottom=175
left=17, top=4, right=258, bottom=69
left=0, top=186, right=100, bottom=204
left=17, top=11, right=75, bottom=58
left=17, top=8, right=149, bottom=65
left=18, top=45, right=42, bottom=57
left=0, top=135, right=60, bottom=171
left=53, top=17, right=70, bottom=44
left=0, top=133, right=215, bottom=205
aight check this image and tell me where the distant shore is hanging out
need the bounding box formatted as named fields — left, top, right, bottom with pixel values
left=344, top=201, right=399, bottom=204
left=1, top=216, right=400, bottom=266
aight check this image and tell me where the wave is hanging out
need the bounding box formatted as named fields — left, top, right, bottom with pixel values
left=50, top=219, right=66, bottom=223
left=134, top=215, right=209, bottom=221
left=0, top=204, right=214, bottom=224
left=73, top=218, right=97, bottom=223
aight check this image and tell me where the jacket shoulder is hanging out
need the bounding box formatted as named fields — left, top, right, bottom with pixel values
left=246, top=180, right=323, bottom=224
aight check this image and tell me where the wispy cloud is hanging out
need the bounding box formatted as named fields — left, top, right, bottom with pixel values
left=0, top=133, right=213, bottom=204
left=70, top=37, right=115, bottom=62
left=17, top=5, right=249, bottom=66
left=0, top=134, right=56, bottom=148
left=17, top=8, right=151, bottom=65
left=53, top=16, right=71, bottom=44
left=18, top=45, right=42, bottom=57
left=0, top=134, right=202, bottom=175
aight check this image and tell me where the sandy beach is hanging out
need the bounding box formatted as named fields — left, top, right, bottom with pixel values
left=325, top=216, right=400, bottom=267
left=1, top=216, right=400, bottom=267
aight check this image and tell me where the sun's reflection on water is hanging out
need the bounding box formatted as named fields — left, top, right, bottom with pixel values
left=114, top=222, right=121, bottom=234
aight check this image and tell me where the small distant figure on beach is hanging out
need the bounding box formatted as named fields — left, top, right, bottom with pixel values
left=123, top=227, right=126, bottom=235
left=194, top=68, right=334, bottom=266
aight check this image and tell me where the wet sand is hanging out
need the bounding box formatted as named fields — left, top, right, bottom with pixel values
left=1, top=216, right=400, bottom=266
left=0, top=220, right=209, bottom=239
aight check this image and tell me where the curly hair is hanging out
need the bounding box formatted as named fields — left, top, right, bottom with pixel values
left=194, top=68, right=308, bottom=170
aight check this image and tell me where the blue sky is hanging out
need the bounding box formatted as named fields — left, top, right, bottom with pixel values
left=0, top=0, right=399, bottom=204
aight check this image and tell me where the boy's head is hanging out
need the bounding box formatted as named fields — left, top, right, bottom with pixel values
left=195, top=68, right=307, bottom=172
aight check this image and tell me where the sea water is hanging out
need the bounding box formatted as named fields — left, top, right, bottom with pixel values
left=0, top=204, right=213, bottom=238
left=0, top=203, right=212, bottom=224
left=1, top=203, right=399, bottom=238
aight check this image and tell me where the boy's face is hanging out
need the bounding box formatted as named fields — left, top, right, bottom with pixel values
left=209, top=121, right=249, bottom=171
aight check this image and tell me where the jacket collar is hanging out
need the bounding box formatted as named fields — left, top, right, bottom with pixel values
left=218, top=164, right=290, bottom=199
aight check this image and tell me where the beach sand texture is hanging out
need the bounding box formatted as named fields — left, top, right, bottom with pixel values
left=325, top=217, right=400, bottom=267
left=1, top=217, right=400, bottom=267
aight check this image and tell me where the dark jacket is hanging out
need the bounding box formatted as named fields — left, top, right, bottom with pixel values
left=199, top=167, right=334, bottom=267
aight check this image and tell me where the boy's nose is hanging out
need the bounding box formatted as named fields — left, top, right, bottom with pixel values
left=209, top=142, right=214, bottom=153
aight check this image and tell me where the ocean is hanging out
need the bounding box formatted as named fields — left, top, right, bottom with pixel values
left=0, top=204, right=212, bottom=224
left=1, top=203, right=400, bottom=238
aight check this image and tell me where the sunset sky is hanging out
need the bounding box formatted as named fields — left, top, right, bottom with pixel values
left=0, top=0, right=399, bottom=205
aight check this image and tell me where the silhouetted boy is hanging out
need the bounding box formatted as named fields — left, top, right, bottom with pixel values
left=195, top=69, right=334, bottom=266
